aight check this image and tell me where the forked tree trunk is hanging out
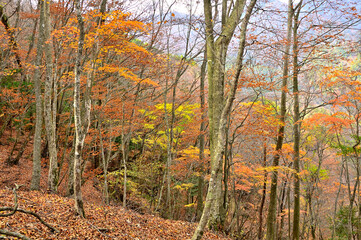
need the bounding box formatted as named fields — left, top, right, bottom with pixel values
left=204, top=0, right=248, bottom=230
left=192, top=0, right=256, bottom=239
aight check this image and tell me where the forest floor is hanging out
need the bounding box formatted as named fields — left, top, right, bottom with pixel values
left=0, top=188, right=230, bottom=239
left=0, top=132, right=229, bottom=239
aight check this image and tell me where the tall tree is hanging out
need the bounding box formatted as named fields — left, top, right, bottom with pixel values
left=192, top=0, right=257, bottom=238
left=73, top=0, right=87, bottom=217
left=30, top=0, right=45, bottom=191
left=196, top=49, right=207, bottom=221
left=266, top=0, right=293, bottom=239
left=292, top=1, right=302, bottom=239
left=43, top=0, right=58, bottom=192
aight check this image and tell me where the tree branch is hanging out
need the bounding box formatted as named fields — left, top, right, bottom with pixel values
left=0, top=228, right=32, bottom=240
left=0, top=187, right=59, bottom=237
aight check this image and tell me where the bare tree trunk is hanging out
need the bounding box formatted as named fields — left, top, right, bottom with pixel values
left=122, top=138, right=127, bottom=208
left=43, top=0, right=58, bottom=192
left=266, top=1, right=293, bottom=239
left=30, top=0, right=45, bottom=190
left=163, top=59, right=173, bottom=217
left=258, top=141, right=268, bottom=240
left=66, top=137, right=75, bottom=196
left=73, top=0, right=87, bottom=217
left=204, top=0, right=248, bottom=230
left=292, top=2, right=302, bottom=239
left=97, top=121, right=109, bottom=205
left=196, top=49, right=207, bottom=221
left=192, top=0, right=257, bottom=238
left=278, top=179, right=288, bottom=240
left=121, top=102, right=128, bottom=208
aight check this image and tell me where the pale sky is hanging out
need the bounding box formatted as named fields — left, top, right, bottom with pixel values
left=278, top=0, right=301, bottom=4
left=171, top=0, right=299, bottom=15
left=171, top=0, right=203, bottom=15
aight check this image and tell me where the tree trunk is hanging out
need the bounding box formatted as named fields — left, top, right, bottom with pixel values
left=73, top=0, right=87, bottom=218
left=97, top=121, right=109, bottom=205
left=278, top=179, right=288, bottom=240
left=266, top=1, right=293, bottom=239
left=163, top=10, right=194, bottom=216
left=66, top=138, right=75, bottom=196
left=43, top=0, right=58, bottom=192
left=72, top=0, right=108, bottom=216
left=292, top=2, right=302, bottom=239
left=258, top=142, right=268, bottom=240
left=192, top=0, right=257, bottom=238
left=205, top=0, right=248, bottom=230
left=196, top=49, right=207, bottom=221
left=30, top=0, right=45, bottom=191
left=121, top=102, right=128, bottom=208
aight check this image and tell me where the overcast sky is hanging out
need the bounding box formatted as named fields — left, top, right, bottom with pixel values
left=170, top=0, right=301, bottom=15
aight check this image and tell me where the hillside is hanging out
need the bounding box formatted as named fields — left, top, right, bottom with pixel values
left=1, top=0, right=360, bottom=238
left=0, top=134, right=228, bottom=240
left=0, top=188, right=229, bottom=240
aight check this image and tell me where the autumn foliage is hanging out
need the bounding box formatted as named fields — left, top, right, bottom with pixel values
left=1, top=0, right=361, bottom=239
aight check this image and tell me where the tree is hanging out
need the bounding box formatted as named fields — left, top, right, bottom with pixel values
left=292, top=1, right=303, bottom=239
left=192, top=0, right=257, bottom=238
left=266, top=0, right=293, bottom=239
left=43, top=0, right=58, bottom=192
left=30, top=0, right=45, bottom=191
left=73, top=0, right=87, bottom=217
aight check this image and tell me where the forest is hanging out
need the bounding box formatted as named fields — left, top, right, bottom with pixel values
left=0, top=0, right=361, bottom=239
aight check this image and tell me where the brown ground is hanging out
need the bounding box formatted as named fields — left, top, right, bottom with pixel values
left=0, top=189, right=230, bottom=239
left=0, top=131, right=229, bottom=239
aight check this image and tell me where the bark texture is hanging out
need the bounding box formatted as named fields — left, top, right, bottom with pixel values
left=73, top=0, right=87, bottom=218
left=30, top=0, right=45, bottom=190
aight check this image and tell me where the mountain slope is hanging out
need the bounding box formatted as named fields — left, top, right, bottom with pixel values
left=0, top=188, right=229, bottom=239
